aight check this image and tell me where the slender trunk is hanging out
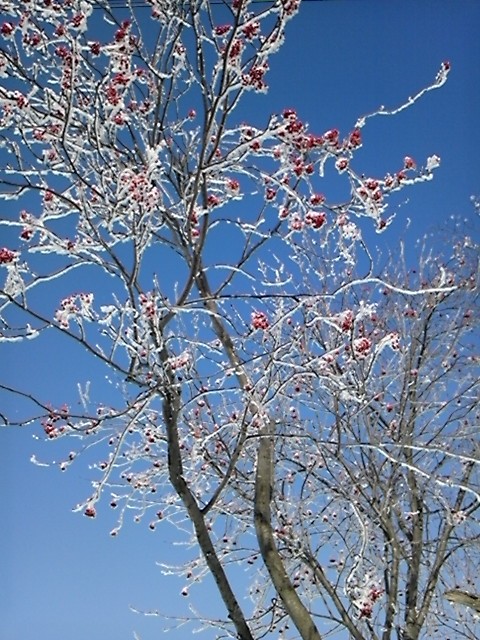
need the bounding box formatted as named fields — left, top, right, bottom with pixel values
left=381, top=526, right=401, bottom=640
left=403, top=472, right=423, bottom=640
left=163, top=381, right=255, bottom=640
left=254, top=427, right=323, bottom=640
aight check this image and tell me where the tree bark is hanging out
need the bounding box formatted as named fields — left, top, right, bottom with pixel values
left=444, top=590, right=480, bottom=614
left=254, top=427, right=323, bottom=640
left=163, top=380, right=255, bottom=640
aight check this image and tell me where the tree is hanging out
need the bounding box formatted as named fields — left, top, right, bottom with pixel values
left=1, top=1, right=478, bottom=639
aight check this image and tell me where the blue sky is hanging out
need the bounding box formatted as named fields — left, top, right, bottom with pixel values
left=1, top=1, right=479, bottom=639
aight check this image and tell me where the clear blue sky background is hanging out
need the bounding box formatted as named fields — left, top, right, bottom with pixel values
left=2, top=1, right=479, bottom=639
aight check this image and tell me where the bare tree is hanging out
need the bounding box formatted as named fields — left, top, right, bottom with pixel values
left=271, top=230, right=479, bottom=640
left=1, top=1, right=478, bottom=639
